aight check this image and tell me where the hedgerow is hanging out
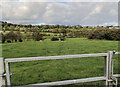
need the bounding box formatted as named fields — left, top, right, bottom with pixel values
left=88, top=29, right=120, bottom=41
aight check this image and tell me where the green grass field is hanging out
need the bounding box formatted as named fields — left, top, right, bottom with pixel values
left=2, top=38, right=119, bottom=86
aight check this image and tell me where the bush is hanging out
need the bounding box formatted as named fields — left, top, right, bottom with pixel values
left=68, top=32, right=74, bottom=38
left=88, top=29, right=120, bottom=41
left=2, top=39, right=5, bottom=43
left=60, top=36, right=66, bottom=41
left=1, top=33, right=6, bottom=43
left=47, top=34, right=50, bottom=36
left=42, top=33, right=47, bottom=36
left=19, top=38, right=23, bottom=42
left=26, top=34, right=32, bottom=41
left=16, top=31, right=22, bottom=41
left=6, top=31, right=17, bottom=42
left=15, top=39, right=17, bottom=42
left=32, top=31, right=43, bottom=41
left=7, top=40, right=11, bottom=43
left=51, top=37, right=59, bottom=41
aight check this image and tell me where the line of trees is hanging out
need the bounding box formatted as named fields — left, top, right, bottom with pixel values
left=2, top=31, right=23, bottom=43
left=1, top=31, right=44, bottom=43
left=88, top=29, right=120, bottom=41
left=1, top=21, right=120, bottom=42
left=1, top=31, right=66, bottom=43
left=1, top=21, right=84, bottom=32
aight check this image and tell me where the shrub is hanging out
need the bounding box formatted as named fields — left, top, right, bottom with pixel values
left=16, top=31, right=22, bottom=41
left=68, top=31, right=81, bottom=38
left=52, top=28, right=59, bottom=33
left=51, top=37, right=59, bottom=41
left=7, top=40, right=11, bottom=43
left=47, top=34, right=50, bottom=36
left=60, top=35, right=66, bottom=41
left=32, top=31, right=43, bottom=41
left=19, top=38, right=23, bottom=42
left=42, top=33, right=47, bottom=36
left=54, top=34, right=57, bottom=36
left=26, top=34, right=32, bottom=41
left=15, top=39, right=17, bottom=42
left=1, top=33, right=6, bottom=43
left=5, top=31, right=23, bottom=43
left=6, top=31, right=17, bottom=42
left=106, top=29, right=120, bottom=40
left=88, top=29, right=109, bottom=40
left=68, top=32, right=74, bottom=38
left=2, top=39, right=5, bottom=43
left=88, top=29, right=120, bottom=41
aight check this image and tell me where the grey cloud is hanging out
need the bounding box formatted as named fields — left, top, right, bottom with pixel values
left=1, top=2, right=118, bottom=26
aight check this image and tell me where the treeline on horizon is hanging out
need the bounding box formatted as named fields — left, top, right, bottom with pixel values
left=0, top=21, right=120, bottom=44
left=0, top=21, right=115, bottom=30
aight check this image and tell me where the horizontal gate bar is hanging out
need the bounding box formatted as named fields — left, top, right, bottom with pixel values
left=15, top=76, right=106, bottom=87
left=14, top=74, right=120, bottom=87
left=5, top=53, right=108, bottom=63
left=113, top=74, right=120, bottom=78
left=115, top=52, right=120, bottom=55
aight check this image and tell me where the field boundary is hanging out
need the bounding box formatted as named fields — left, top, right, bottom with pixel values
left=0, top=51, right=120, bottom=86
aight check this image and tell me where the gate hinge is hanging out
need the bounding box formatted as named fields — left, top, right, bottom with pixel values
left=108, top=76, right=118, bottom=86
left=0, top=73, right=14, bottom=77
left=111, top=76, right=117, bottom=86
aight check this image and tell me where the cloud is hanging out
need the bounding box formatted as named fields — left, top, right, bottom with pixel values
left=1, top=2, right=118, bottom=26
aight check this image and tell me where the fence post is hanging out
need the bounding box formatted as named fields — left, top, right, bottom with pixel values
left=5, top=61, right=11, bottom=86
left=0, top=58, right=5, bottom=87
left=105, top=51, right=116, bottom=87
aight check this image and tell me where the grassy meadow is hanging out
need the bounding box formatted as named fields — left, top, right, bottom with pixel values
left=2, top=38, right=119, bottom=86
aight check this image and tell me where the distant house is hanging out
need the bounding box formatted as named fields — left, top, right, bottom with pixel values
left=109, top=26, right=120, bottom=29
left=109, top=27, right=113, bottom=29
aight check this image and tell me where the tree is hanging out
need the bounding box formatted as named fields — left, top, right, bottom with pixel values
left=9, top=25, right=15, bottom=31
left=52, top=28, right=59, bottom=33
left=16, top=31, right=22, bottom=41
left=33, top=26, right=39, bottom=32
left=2, top=25, right=8, bottom=32
left=6, top=31, right=17, bottom=42
left=1, top=33, right=6, bottom=43
left=32, top=31, right=43, bottom=41
left=60, top=28, right=67, bottom=36
left=15, top=26, right=20, bottom=31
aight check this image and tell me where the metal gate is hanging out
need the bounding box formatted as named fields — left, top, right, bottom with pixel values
left=0, top=51, right=120, bottom=87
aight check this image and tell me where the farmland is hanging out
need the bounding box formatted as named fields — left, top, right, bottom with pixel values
left=2, top=38, right=119, bottom=86
left=1, top=21, right=120, bottom=86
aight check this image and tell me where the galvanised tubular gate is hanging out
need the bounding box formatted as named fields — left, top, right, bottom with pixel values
left=0, top=51, right=120, bottom=87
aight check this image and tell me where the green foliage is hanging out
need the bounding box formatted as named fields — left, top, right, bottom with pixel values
left=52, top=28, right=59, bottom=33
left=68, top=31, right=81, bottom=38
left=25, top=34, right=32, bottom=41
left=32, top=31, right=43, bottom=41
left=88, top=29, right=120, bottom=41
left=60, top=28, right=67, bottom=36
left=1, top=31, right=23, bottom=43
left=16, top=31, right=22, bottom=41
left=1, top=21, right=120, bottom=43
left=60, top=35, right=66, bottom=41
left=51, top=37, right=59, bottom=41
left=5, top=31, right=17, bottom=42
left=1, top=33, right=6, bottom=43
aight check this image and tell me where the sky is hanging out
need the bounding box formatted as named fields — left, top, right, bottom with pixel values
left=0, top=0, right=119, bottom=26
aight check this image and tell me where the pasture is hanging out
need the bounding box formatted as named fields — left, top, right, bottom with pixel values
left=2, top=38, right=119, bottom=86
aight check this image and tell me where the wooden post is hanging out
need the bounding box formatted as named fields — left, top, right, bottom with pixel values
left=5, top=61, right=11, bottom=86
left=0, top=58, right=5, bottom=87
left=105, top=51, right=116, bottom=87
